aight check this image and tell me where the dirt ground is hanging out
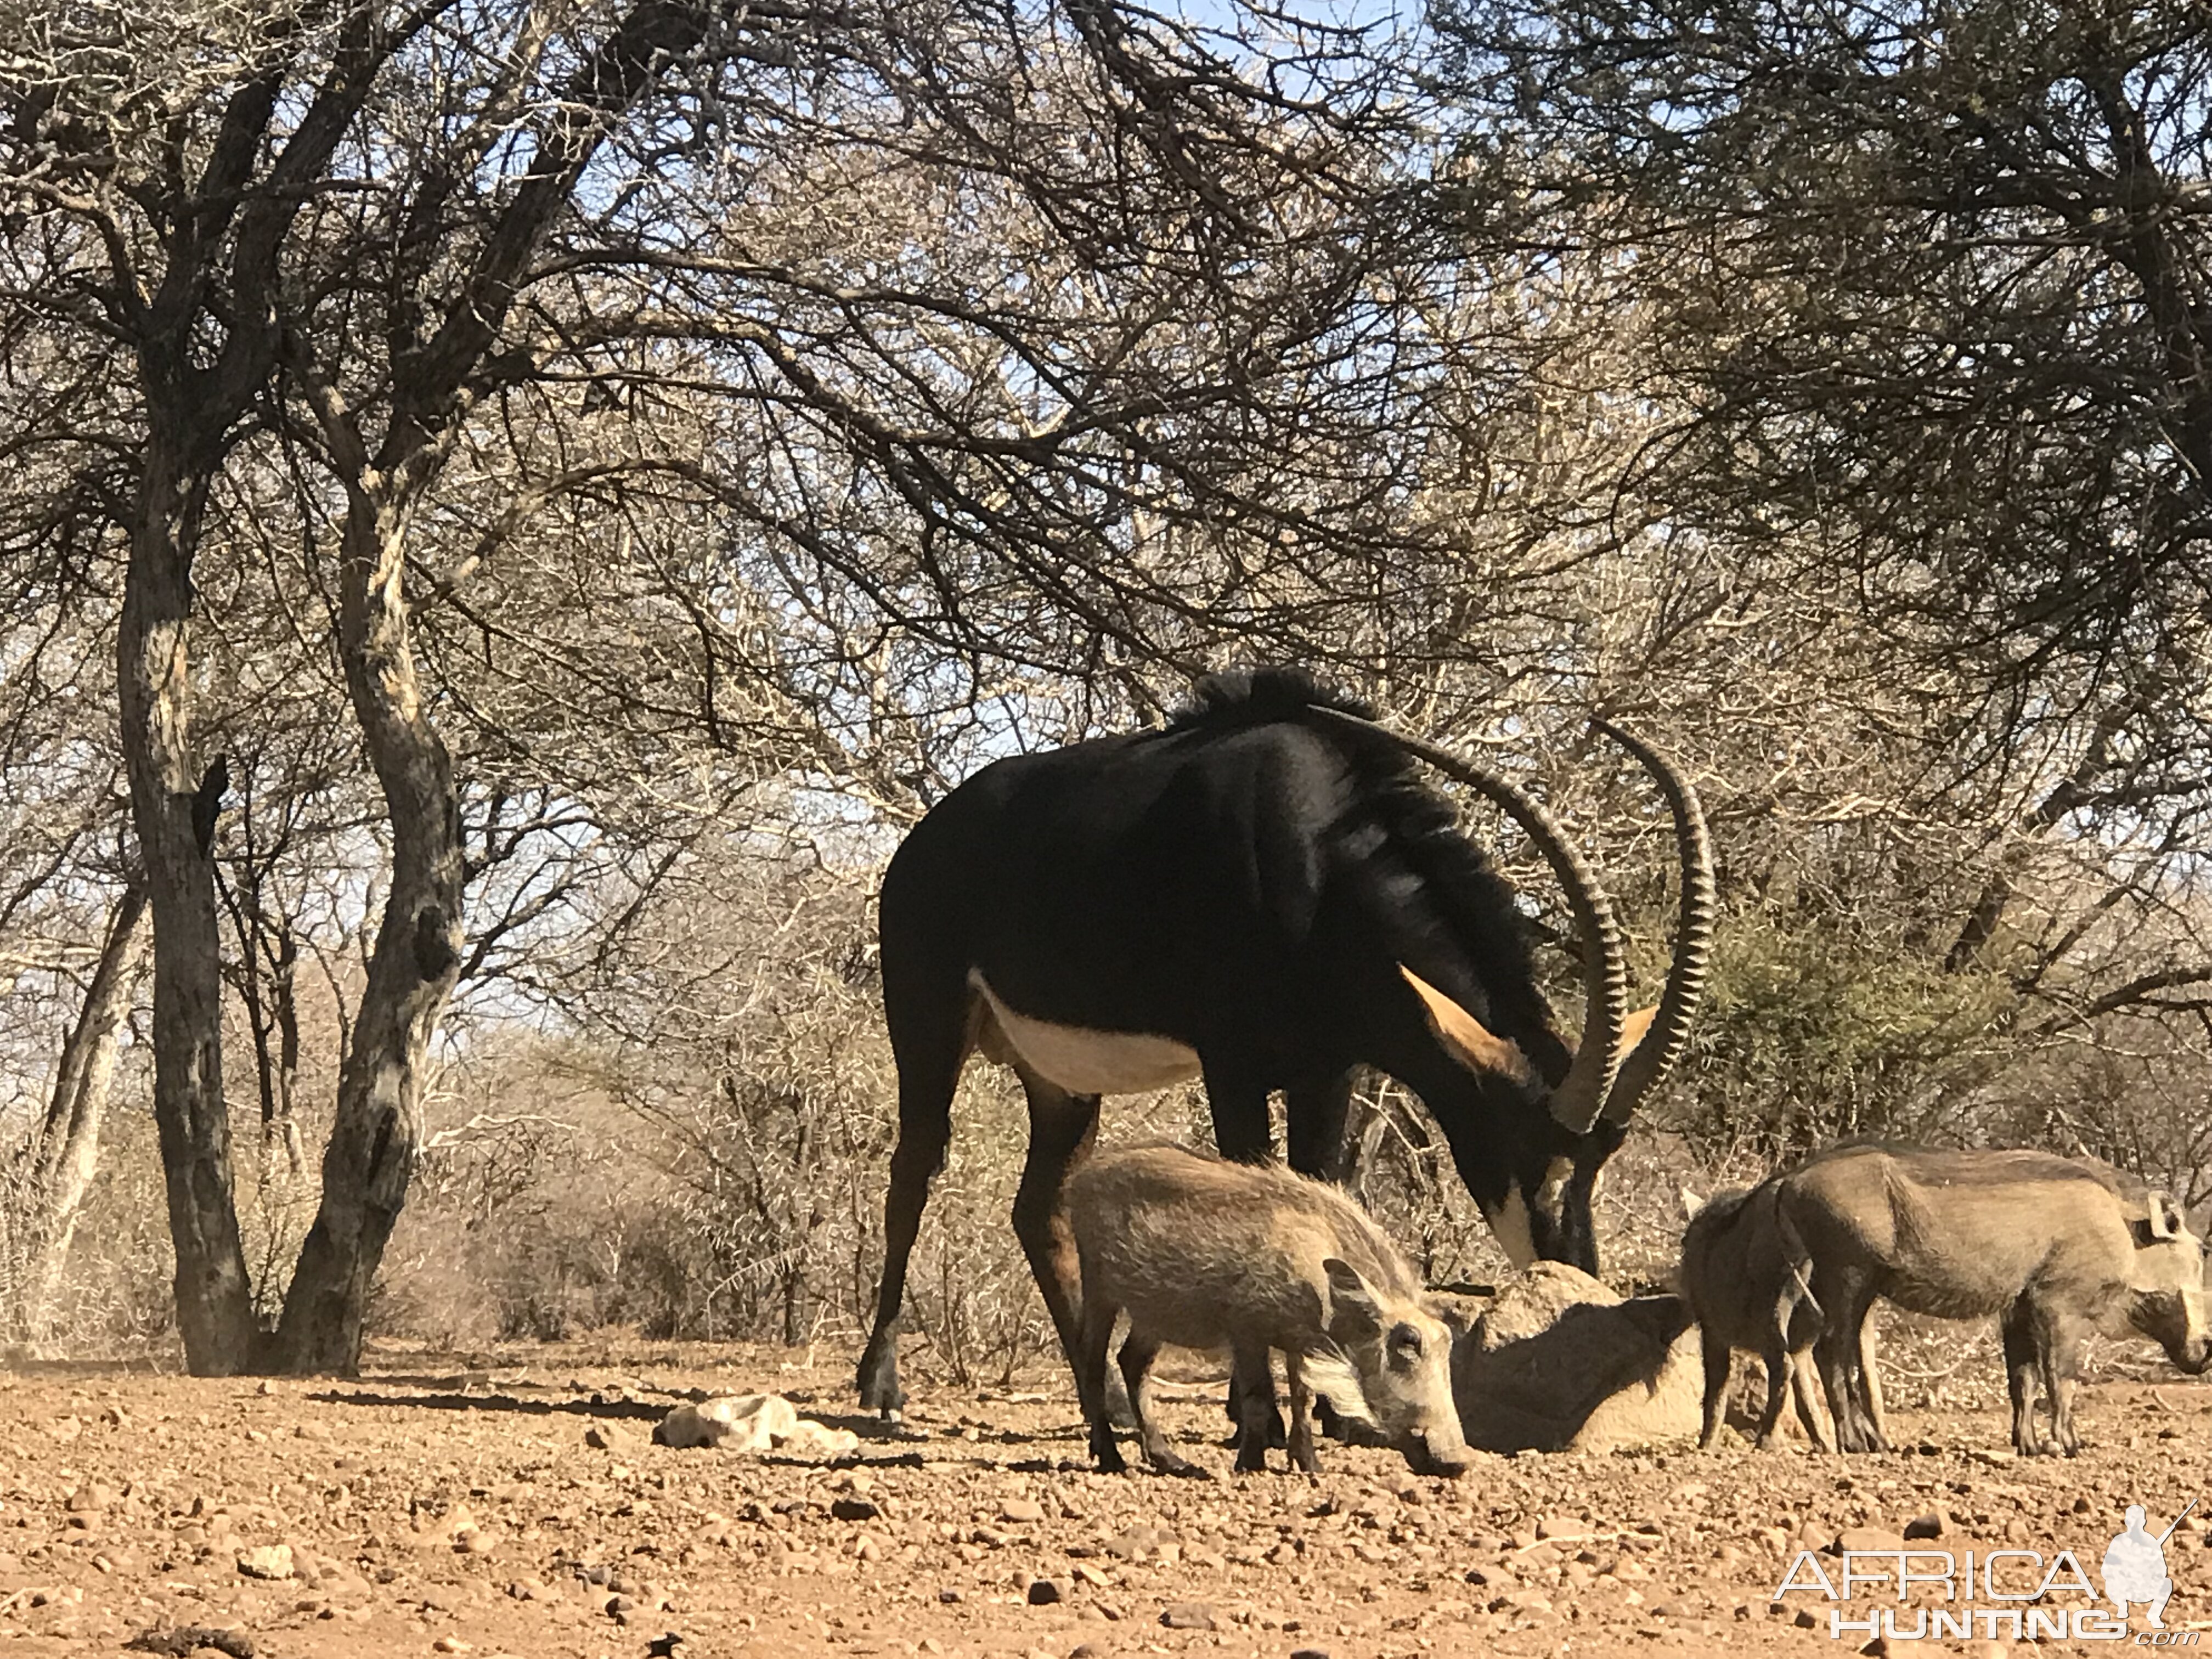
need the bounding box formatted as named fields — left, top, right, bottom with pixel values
left=3, top=1341, right=2209, bottom=1659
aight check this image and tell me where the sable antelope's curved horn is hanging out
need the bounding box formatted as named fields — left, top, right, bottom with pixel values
left=1588, top=717, right=1716, bottom=1125
left=1308, top=706, right=1628, bottom=1134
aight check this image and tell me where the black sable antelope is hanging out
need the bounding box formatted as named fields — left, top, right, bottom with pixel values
left=856, top=670, right=1715, bottom=1419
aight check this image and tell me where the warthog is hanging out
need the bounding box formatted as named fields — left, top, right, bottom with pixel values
left=1065, top=1144, right=1472, bottom=1477
left=1777, top=1145, right=2212, bottom=1455
left=1678, top=1184, right=1835, bottom=1451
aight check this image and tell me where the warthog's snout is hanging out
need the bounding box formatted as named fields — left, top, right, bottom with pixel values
left=1403, top=1433, right=1472, bottom=1480
left=2161, top=1291, right=2212, bottom=1375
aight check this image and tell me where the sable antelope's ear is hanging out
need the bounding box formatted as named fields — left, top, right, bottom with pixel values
left=1400, top=967, right=1538, bottom=1086
left=1621, top=1004, right=1660, bottom=1055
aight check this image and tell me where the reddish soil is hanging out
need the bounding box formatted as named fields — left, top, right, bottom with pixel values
left=3, top=1342, right=2208, bottom=1658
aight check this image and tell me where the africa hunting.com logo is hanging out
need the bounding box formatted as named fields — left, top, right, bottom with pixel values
left=1773, top=1498, right=2201, bottom=1644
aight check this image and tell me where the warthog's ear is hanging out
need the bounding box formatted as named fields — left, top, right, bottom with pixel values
left=1680, top=1185, right=1707, bottom=1220
left=1426, top=1295, right=1479, bottom=1337
left=1299, top=1341, right=1375, bottom=1426
left=1400, top=968, right=1538, bottom=1087
left=1324, top=1257, right=1384, bottom=1336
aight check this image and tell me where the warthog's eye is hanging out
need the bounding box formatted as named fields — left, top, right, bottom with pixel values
left=1388, top=1323, right=1424, bottom=1362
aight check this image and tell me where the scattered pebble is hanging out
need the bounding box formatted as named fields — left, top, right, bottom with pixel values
left=1825, top=1527, right=1906, bottom=1555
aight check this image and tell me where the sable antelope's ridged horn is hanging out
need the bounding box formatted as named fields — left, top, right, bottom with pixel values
left=1588, top=718, right=1716, bottom=1124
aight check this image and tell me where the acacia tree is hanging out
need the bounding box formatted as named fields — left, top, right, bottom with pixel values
left=3, top=0, right=1438, bottom=1371
left=1427, top=0, right=2212, bottom=1020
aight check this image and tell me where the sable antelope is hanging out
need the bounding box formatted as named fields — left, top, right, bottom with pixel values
left=1775, top=1145, right=2212, bottom=1455
left=855, top=670, right=1715, bottom=1420
left=1066, top=1143, right=1473, bottom=1477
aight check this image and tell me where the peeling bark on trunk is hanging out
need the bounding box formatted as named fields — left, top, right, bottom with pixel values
left=117, top=428, right=260, bottom=1374
left=20, top=883, right=151, bottom=1342
left=271, top=497, right=464, bottom=1374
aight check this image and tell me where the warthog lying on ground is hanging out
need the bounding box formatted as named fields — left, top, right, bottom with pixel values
left=1064, top=1144, right=1472, bottom=1477
left=1678, top=1184, right=1835, bottom=1451
left=1778, top=1145, right=2212, bottom=1455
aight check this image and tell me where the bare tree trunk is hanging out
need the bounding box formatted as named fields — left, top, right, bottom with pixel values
left=21, top=883, right=151, bottom=1343
left=271, top=497, right=464, bottom=1374
left=117, top=430, right=260, bottom=1374
left=274, top=927, right=307, bottom=1177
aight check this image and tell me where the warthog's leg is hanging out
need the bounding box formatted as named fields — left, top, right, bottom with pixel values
left=1231, top=1340, right=1278, bottom=1474
left=1815, top=1276, right=1884, bottom=1452
left=1753, top=1345, right=1797, bottom=1449
left=1076, top=1289, right=1127, bottom=1474
left=1856, top=1313, right=1887, bottom=1448
left=1008, top=1068, right=1103, bottom=1383
left=2000, top=1301, right=2047, bottom=1455
left=858, top=1017, right=966, bottom=1418
left=1697, top=1326, right=1734, bottom=1449
left=1790, top=1351, right=1837, bottom=1453
left=1118, top=1329, right=1203, bottom=1477
left=1288, top=1072, right=1357, bottom=1444
left=1285, top=1351, right=1322, bottom=1474
left=2034, top=1301, right=2086, bottom=1455
left=1206, top=1065, right=1288, bottom=1455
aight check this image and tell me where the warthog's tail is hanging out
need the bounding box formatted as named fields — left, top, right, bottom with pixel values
left=1770, top=1188, right=1822, bottom=1338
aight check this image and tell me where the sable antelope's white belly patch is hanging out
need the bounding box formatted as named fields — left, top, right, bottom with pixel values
left=968, top=971, right=1203, bottom=1096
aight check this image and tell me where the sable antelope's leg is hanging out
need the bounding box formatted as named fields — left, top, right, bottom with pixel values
left=1008, top=1066, right=1103, bottom=1380
left=858, top=1013, right=966, bottom=1417
left=1287, top=1070, right=1356, bottom=1183
left=1205, top=1064, right=1286, bottom=1450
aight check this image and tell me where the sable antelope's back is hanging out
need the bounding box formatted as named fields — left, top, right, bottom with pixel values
left=876, top=669, right=1552, bottom=1060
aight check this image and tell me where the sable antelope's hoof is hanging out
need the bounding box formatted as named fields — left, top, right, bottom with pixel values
left=856, top=1375, right=905, bottom=1415
left=1151, top=1450, right=1207, bottom=1479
